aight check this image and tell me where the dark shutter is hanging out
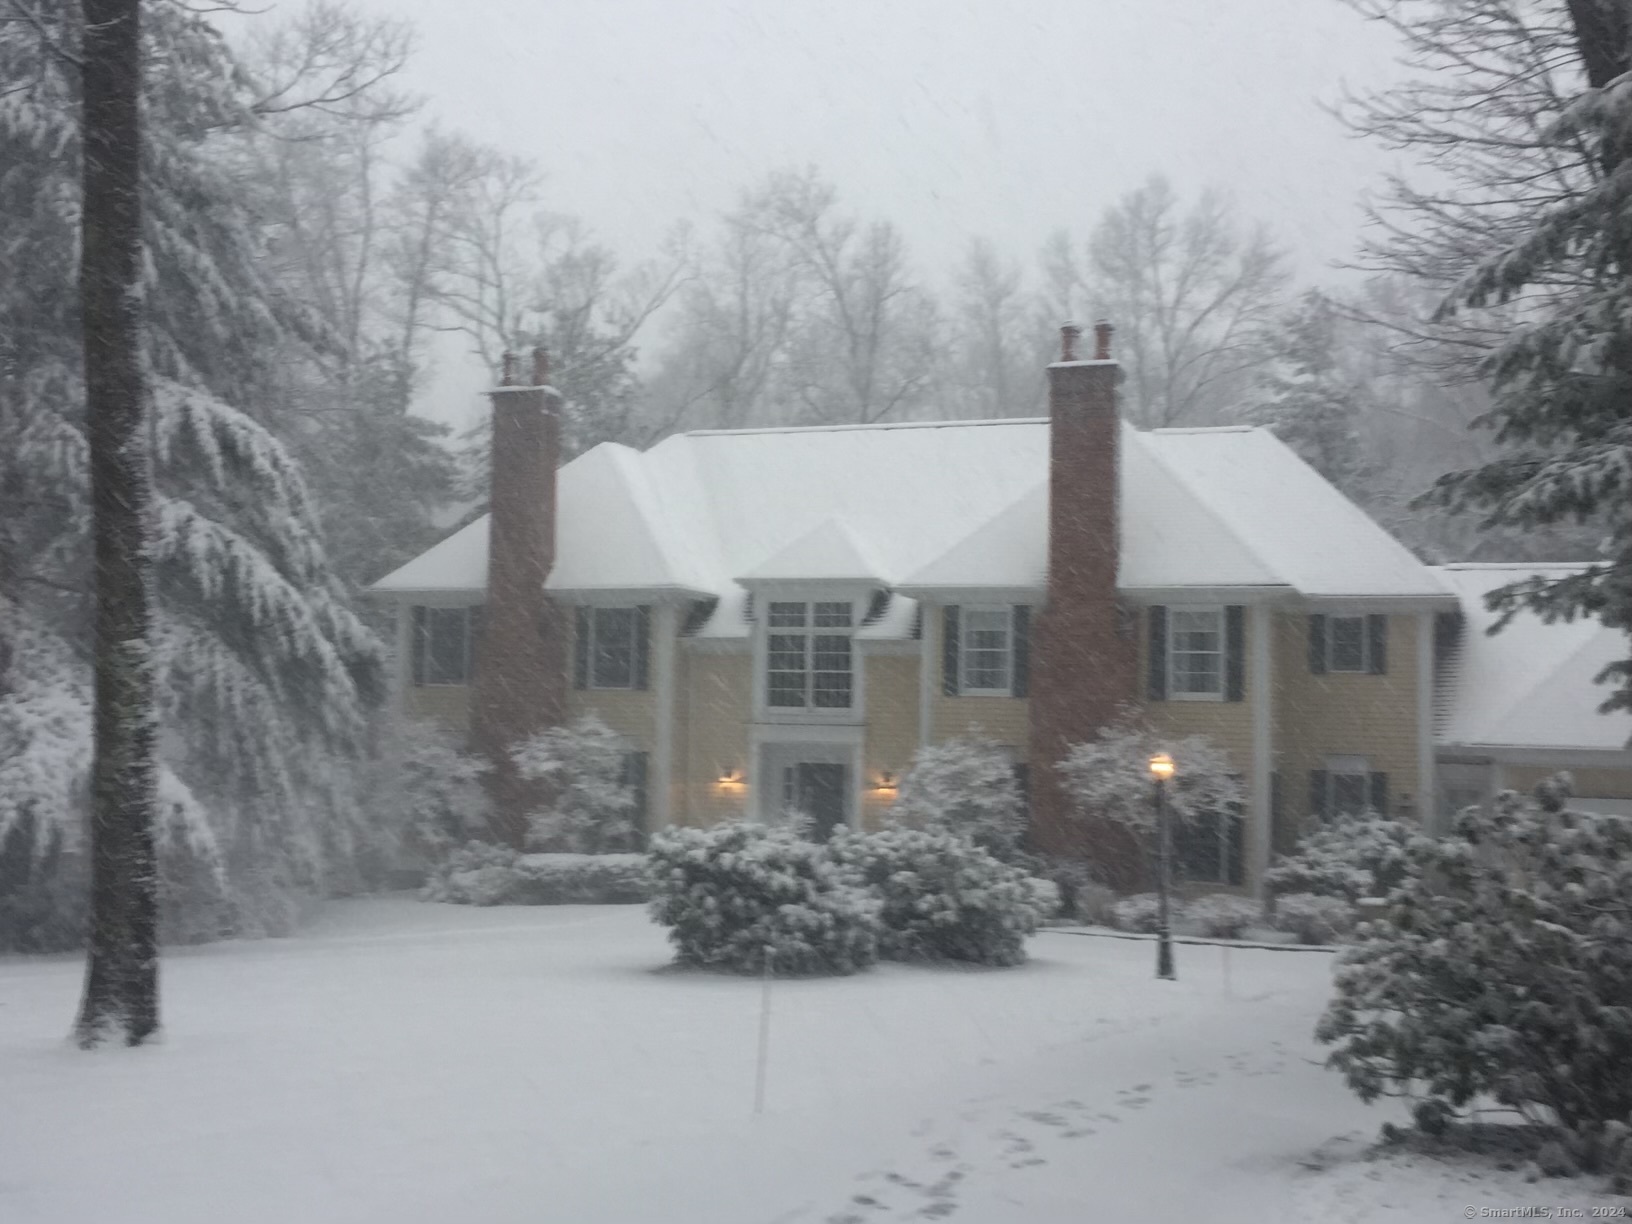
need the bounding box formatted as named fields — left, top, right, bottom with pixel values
left=633, top=606, right=652, bottom=690
left=410, top=605, right=427, bottom=686
left=1226, top=795, right=1246, bottom=886
left=1011, top=605, right=1031, bottom=697
left=573, top=607, right=590, bottom=690
left=942, top=605, right=961, bottom=696
left=1012, top=763, right=1031, bottom=814
left=1309, top=770, right=1329, bottom=821
left=622, top=751, right=649, bottom=845
left=466, top=606, right=484, bottom=680
left=1147, top=606, right=1168, bottom=700
left=1367, top=614, right=1388, bottom=675
left=1369, top=771, right=1389, bottom=816
left=1225, top=605, right=1245, bottom=702
left=1308, top=614, right=1328, bottom=674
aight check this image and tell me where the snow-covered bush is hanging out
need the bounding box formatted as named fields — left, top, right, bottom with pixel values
left=513, top=716, right=641, bottom=853
left=890, top=734, right=1028, bottom=862
left=1058, top=719, right=1243, bottom=881
left=1271, top=893, right=1355, bottom=945
left=828, top=827, right=1056, bottom=966
left=1109, top=892, right=1182, bottom=934
left=1040, top=858, right=1115, bottom=924
left=1318, top=779, right=1632, bottom=1144
left=360, top=715, right=492, bottom=866
left=423, top=843, right=648, bottom=906
left=1264, top=810, right=1417, bottom=903
left=1183, top=894, right=1261, bottom=941
left=646, top=822, right=879, bottom=976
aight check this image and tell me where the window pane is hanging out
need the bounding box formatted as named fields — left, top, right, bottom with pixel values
left=812, top=633, right=852, bottom=708
left=962, top=608, right=1011, bottom=691
left=424, top=608, right=470, bottom=684
left=1176, top=809, right=1224, bottom=882
left=812, top=673, right=852, bottom=707
left=813, top=601, right=852, bottom=627
left=1169, top=608, right=1222, bottom=695
left=768, top=602, right=808, bottom=627
left=1329, top=616, right=1365, bottom=672
left=592, top=607, right=637, bottom=688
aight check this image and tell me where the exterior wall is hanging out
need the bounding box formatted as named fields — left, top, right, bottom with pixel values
left=564, top=609, right=657, bottom=750
left=402, top=683, right=472, bottom=734
left=923, top=608, right=1030, bottom=750
left=1501, top=764, right=1632, bottom=799
left=676, top=649, right=753, bottom=827
left=862, top=653, right=920, bottom=830
left=1274, top=611, right=1424, bottom=848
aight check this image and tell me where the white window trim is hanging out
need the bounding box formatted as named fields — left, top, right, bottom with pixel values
left=1167, top=604, right=1225, bottom=702
left=763, top=599, right=856, bottom=713
left=959, top=604, right=1013, bottom=697
left=586, top=606, right=639, bottom=691
left=417, top=606, right=475, bottom=688
left=1326, top=614, right=1370, bottom=674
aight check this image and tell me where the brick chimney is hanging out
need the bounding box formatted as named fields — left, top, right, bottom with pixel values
left=1027, top=322, right=1140, bottom=878
left=470, top=347, right=566, bottom=847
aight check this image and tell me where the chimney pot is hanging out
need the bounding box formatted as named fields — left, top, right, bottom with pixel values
left=1060, top=321, right=1083, bottom=362
left=531, top=346, right=550, bottom=388
left=501, top=351, right=518, bottom=386
left=1093, top=320, right=1113, bottom=361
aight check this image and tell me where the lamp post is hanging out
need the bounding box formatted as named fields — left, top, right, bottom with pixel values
left=1149, top=752, right=1176, bottom=981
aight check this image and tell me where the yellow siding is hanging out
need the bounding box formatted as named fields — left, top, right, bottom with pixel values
left=863, top=654, right=921, bottom=830
left=1502, top=765, right=1632, bottom=799
left=1274, top=612, right=1423, bottom=835
left=1135, top=608, right=1251, bottom=769
left=402, top=684, right=471, bottom=735
left=566, top=687, right=655, bottom=751
left=676, top=650, right=752, bottom=827
left=923, top=608, right=1030, bottom=752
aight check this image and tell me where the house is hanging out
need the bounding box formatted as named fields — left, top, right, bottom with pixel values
left=370, top=327, right=1631, bottom=894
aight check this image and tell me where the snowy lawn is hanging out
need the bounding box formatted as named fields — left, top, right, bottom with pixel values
left=1, top=900, right=1623, bottom=1223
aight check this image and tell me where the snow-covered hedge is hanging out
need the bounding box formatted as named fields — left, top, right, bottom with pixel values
left=1319, top=780, right=1632, bottom=1147
left=646, top=823, right=880, bottom=975
left=423, top=843, right=648, bottom=907
left=828, top=827, right=1057, bottom=966
left=1271, top=892, right=1355, bottom=945
left=1183, top=893, right=1261, bottom=941
left=889, top=734, right=1029, bottom=863
left=513, top=716, right=642, bottom=853
left=1264, top=810, right=1416, bottom=903
left=1108, top=892, right=1175, bottom=933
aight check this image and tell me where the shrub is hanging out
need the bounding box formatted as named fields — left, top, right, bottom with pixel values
left=1109, top=892, right=1184, bottom=933
left=1041, top=858, right=1115, bottom=924
left=828, top=827, right=1057, bottom=966
left=890, top=734, right=1028, bottom=862
left=1271, top=892, right=1355, bottom=944
left=1184, top=893, right=1262, bottom=940
left=1264, top=809, right=1417, bottom=903
left=360, top=715, right=493, bottom=865
left=422, top=843, right=649, bottom=906
left=646, top=822, right=879, bottom=975
left=1318, top=780, right=1632, bottom=1146
left=513, top=716, right=641, bottom=853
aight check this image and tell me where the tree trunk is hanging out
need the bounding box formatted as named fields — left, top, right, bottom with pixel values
left=74, top=0, right=160, bottom=1049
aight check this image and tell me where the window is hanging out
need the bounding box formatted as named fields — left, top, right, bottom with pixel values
left=961, top=606, right=1012, bottom=694
left=1328, top=615, right=1367, bottom=672
left=1318, top=756, right=1382, bottom=819
left=1176, top=801, right=1245, bottom=886
left=1168, top=607, right=1224, bottom=699
left=412, top=606, right=475, bottom=686
left=586, top=607, right=639, bottom=689
left=766, top=600, right=853, bottom=710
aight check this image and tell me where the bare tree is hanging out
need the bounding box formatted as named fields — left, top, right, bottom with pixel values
left=742, top=168, right=938, bottom=425
left=75, top=0, right=159, bottom=1048
left=1059, top=177, right=1289, bottom=428
left=946, top=237, right=1040, bottom=418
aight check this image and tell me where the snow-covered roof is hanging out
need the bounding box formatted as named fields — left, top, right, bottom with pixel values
left=1436, top=564, right=1632, bottom=754
left=371, top=417, right=1453, bottom=636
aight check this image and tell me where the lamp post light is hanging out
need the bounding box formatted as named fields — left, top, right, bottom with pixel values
left=1149, top=752, right=1177, bottom=981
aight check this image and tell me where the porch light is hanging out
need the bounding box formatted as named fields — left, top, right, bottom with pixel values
left=871, top=771, right=898, bottom=794
left=1148, top=752, right=1175, bottom=781
left=717, top=767, right=745, bottom=789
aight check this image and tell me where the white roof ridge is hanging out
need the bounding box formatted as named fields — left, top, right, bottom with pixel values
left=1130, top=428, right=1285, bottom=586
left=1147, top=424, right=1262, bottom=435
left=682, top=417, right=1047, bottom=439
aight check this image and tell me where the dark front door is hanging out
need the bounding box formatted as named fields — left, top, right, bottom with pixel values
left=793, top=763, right=848, bottom=841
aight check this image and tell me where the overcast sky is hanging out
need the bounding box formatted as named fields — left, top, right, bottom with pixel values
left=268, top=0, right=1411, bottom=427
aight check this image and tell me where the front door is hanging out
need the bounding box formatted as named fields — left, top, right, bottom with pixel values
left=790, top=763, right=848, bottom=840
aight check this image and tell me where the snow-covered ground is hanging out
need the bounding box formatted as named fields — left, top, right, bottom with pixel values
left=0, top=900, right=1622, bottom=1223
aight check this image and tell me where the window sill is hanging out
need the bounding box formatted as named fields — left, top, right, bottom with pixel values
left=1168, top=691, right=1224, bottom=703
left=413, top=681, right=470, bottom=689
left=586, top=684, right=641, bottom=693
left=956, top=689, right=1017, bottom=699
